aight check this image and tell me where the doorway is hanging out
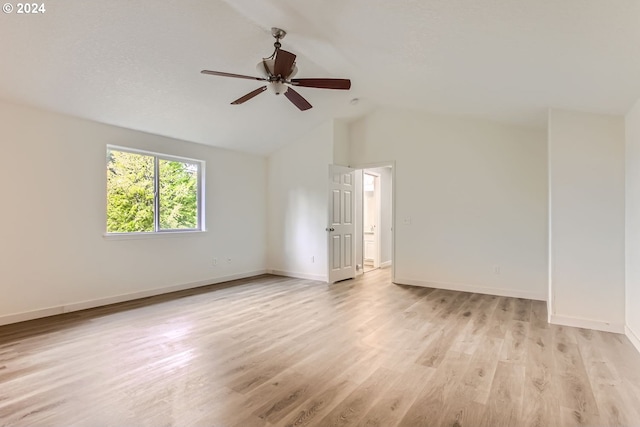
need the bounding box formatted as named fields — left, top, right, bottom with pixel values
left=363, top=171, right=380, bottom=272
left=357, top=165, right=393, bottom=275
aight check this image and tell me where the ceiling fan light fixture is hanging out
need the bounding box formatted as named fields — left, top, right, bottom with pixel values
left=269, top=81, right=288, bottom=95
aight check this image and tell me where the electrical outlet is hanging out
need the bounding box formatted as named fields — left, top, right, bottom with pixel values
left=212, top=258, right=218, bottom=266
left=493, top=265, right=501, bottom=274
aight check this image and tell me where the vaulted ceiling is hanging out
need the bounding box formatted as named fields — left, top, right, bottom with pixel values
left=2, top=0, right=640, bottom=155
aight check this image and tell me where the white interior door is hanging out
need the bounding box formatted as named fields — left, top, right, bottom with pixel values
left=328, top=165, right=356, bottom=283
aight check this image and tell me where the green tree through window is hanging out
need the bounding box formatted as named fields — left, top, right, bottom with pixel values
left=159, top=159, right=198, bottom=229
left=107, top=148, right=202, bottom=233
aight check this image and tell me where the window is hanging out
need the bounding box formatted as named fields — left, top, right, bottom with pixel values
left=106, top=146, right=204, bottom=234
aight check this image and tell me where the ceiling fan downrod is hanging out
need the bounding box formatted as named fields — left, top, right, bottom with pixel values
left=269, top=27, right=286, bottom=55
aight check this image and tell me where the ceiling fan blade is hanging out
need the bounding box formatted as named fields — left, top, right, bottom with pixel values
left=274, top=49, right=297, bottom=77
left=290, top=78, right=351, bottom=90
left=201, top=70, right=267, bottom=81
left=284, top=87, right=312, bottom=111
left=231, top=86, right=268, bottom=105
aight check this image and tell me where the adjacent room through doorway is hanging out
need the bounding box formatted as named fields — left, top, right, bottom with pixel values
left=357, top=165, right=393, bottom=275
left=363, top=171, right=380, bottom=272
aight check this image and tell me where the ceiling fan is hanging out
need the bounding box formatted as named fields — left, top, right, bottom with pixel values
left=201, top=27, right=351, bottom=111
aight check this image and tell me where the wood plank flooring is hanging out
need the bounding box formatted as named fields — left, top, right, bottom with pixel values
left=1, top=269, right=640, bottom=426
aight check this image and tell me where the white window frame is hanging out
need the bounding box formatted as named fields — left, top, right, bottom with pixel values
left=106, top=145, right=205, bottom=236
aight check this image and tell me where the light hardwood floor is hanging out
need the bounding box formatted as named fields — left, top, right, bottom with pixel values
left=1, top=269, right=640, bottom=426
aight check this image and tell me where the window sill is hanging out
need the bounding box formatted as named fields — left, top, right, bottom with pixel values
left=103, top=230, right=207, bottom=241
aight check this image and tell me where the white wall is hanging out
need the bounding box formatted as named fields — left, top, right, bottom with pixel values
left=349, top=108, right=548, bottom=300
left=267, top=121, right=334, bottom=281
left=333, top=120, right=350, bottom=166
left=626, top=100, right=640, bottom=349
left=0, top=100, right=267, bottom=324
left=548, top=109, right=625, bottom=332
left=375, top=167, right=392, bottom=265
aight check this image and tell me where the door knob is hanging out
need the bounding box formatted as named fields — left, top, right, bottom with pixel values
left=325, top=227, right=335, bottom=232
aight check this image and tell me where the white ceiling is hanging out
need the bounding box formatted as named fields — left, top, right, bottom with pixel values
left=2, top=0, right=640, bottom=155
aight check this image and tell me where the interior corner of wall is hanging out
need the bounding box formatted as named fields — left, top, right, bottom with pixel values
left=626, top=324, right=640, bottom=354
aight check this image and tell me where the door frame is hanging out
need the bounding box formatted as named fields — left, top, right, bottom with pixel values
left=350, top=161, right=396, bottom=283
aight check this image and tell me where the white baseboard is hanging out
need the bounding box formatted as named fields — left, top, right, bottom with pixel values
left=626, top=325, right=640, bottom=354
left=0, top=307, right=65, bottom=326
left=394, top=277, right=547, bottom=301
left=550, top=314, right=625, bottom=334
left=267, top=269, right=327, bottom=282
left=0, top=270, right=267, bottom=327
left=380, top=261, right=392, bottom=268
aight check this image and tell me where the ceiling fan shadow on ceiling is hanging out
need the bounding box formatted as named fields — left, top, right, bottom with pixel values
left=201, top=27, right=351, bottom=111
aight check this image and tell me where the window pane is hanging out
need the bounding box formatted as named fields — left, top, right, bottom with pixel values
left=106, top=150, right=155, bottom=232
left=159, top=159, right=198, bottom=230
